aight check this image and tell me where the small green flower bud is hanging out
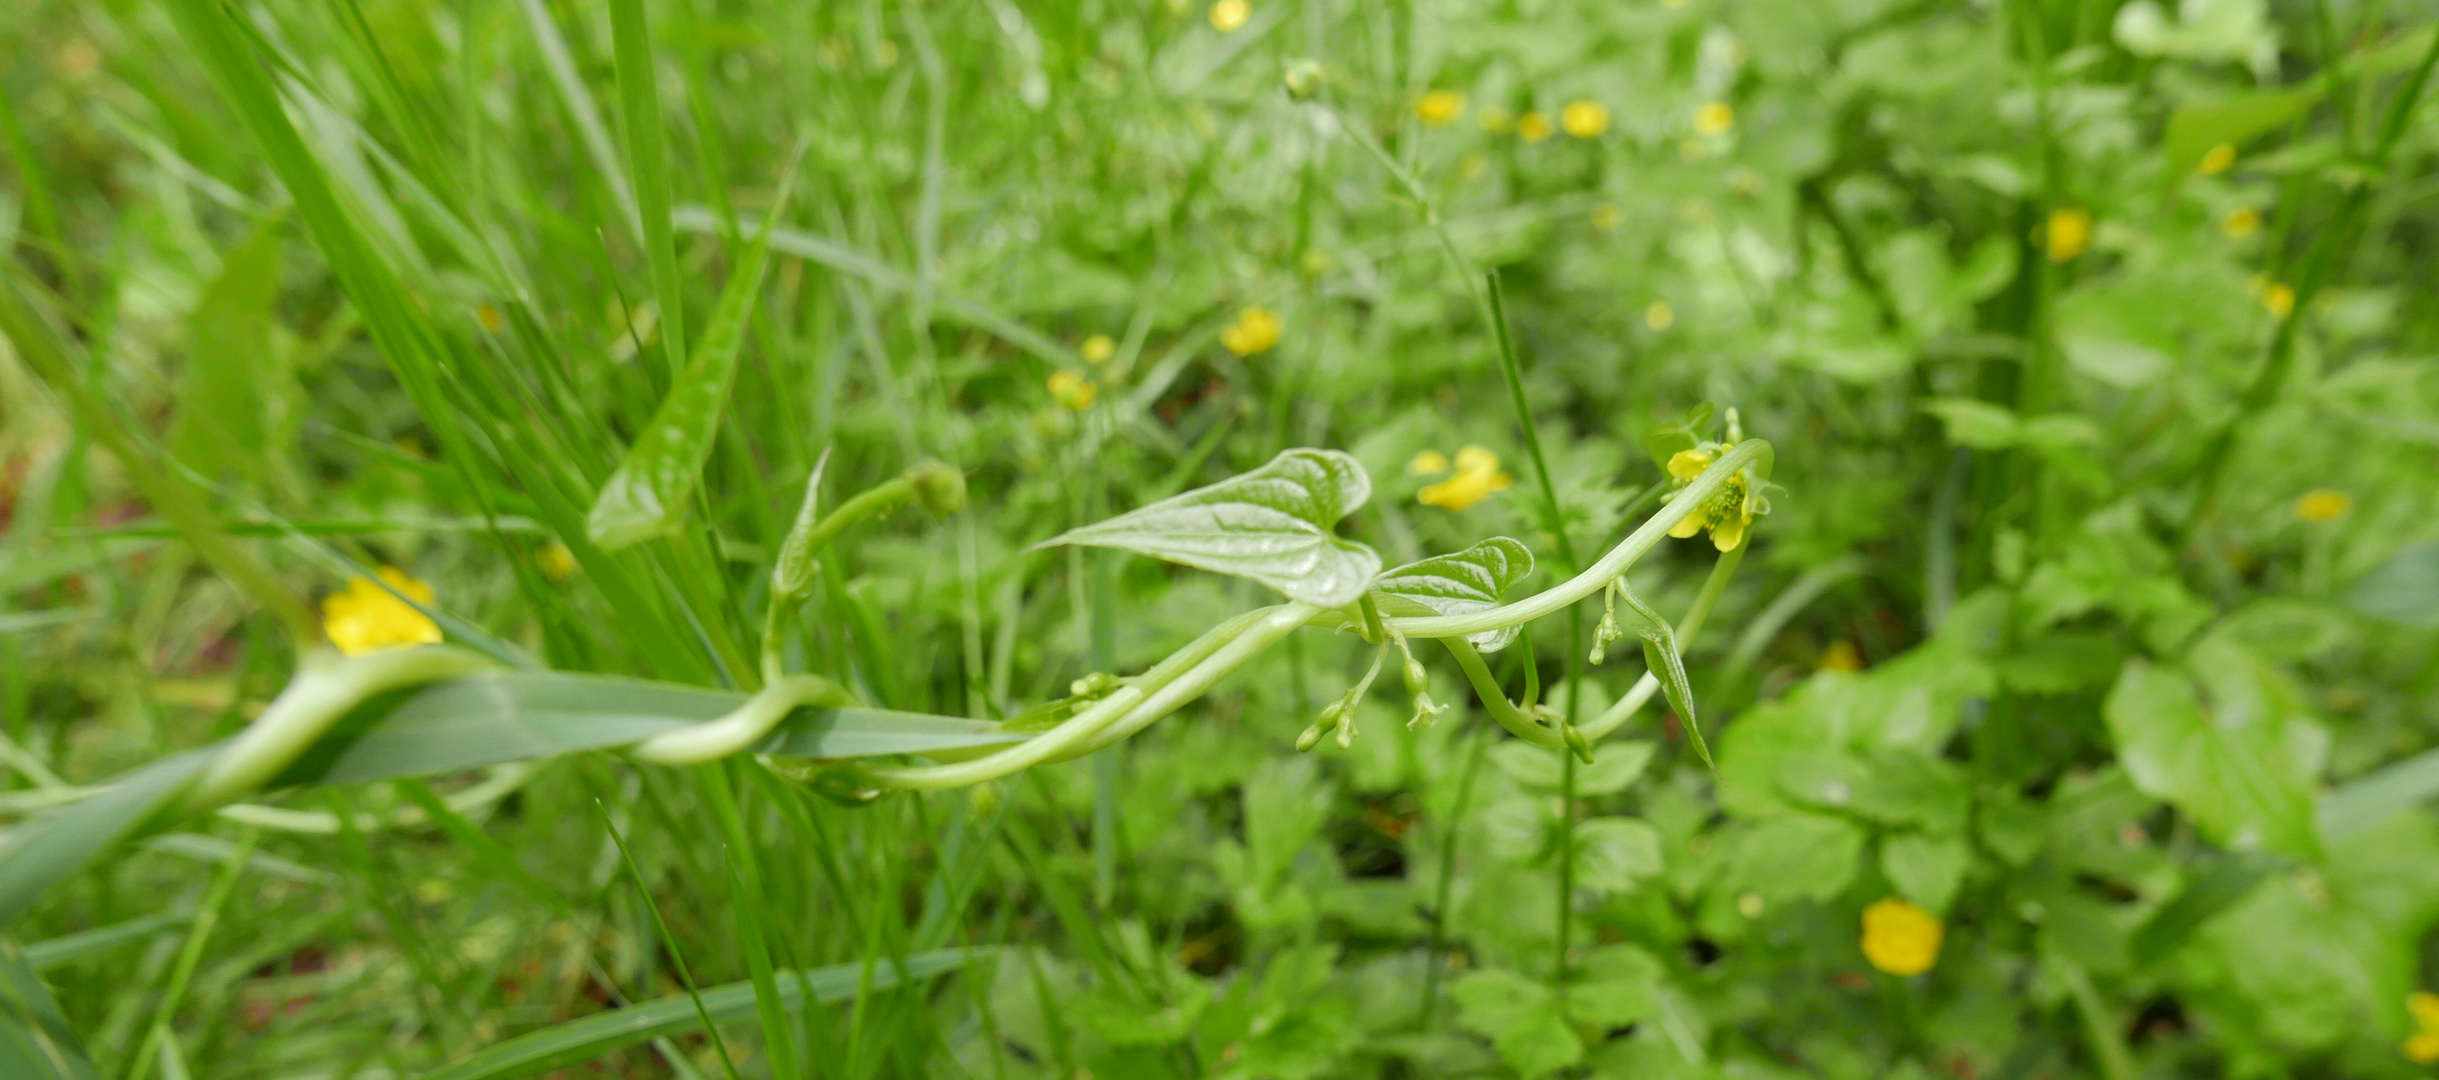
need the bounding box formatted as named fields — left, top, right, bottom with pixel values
left=1283, top=58, right=1323, bottom=100
left=905, top=461, right=967, bottom=515
left=1296, top=723, right=1326, bottom=752
left=1564, top=725, right=1595, bottom=764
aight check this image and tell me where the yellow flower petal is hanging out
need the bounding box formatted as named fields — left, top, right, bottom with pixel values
left=1710, top=512, right=1746, bottom=552
left=2198, top=142, right=2236, bottom=175
left=322, top=567, right=442, bottom=656
left=1407, top=449, right=1451, bottom=476
left=2407, top=1031, right=2439, bottom=1065
left=1692, top=101, right=1735, bottom=136
left=1207, top=0, right=1249, bottom=32
left=1668, top=512, right=1705, bottom=539
left=1047, top=370, right=1099, bottom=410
left=2222, top=207, right=2261, bottom=238
left=1666, top=447, right=1715, bottom=482
left=536, top=543, right=577, bottom=583
left=1453, top=445, right=1500, bottom=474
left=1081, top=334, right=1117, bottom=364
left=1860, top=897, right=1943, bottom=976
left=1516, top=112, right=1552, bottom=143
left=2409, top=991, right=2439, bottom=1027
left=1561, top=100, right=1609, bottom=138
left=2261, top=280, right=2296, bottom=320
left=1417, top=90, right=1465, bottom=125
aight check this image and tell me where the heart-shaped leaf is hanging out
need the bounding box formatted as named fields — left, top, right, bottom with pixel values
left=1372, top=537, right=1534, bottom=651
left=1042, top=448, right=1380, bottom=607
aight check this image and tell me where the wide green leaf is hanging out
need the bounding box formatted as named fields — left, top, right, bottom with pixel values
left=422, top=949, right=976, bottom=1080
left=2104, top=645, right=2324, bottom=860
left=1042, top=448, right=1380, bottom=607
left=1372, top=537, right=1533, bottom=650
left=0, top=937, right=97, bottom=1080
left=587, top=180, right=794, bottom=548
left=0, top=752, right=209, bottom=930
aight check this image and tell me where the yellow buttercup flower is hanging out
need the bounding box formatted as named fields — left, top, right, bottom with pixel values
left=322, top=567, right=442, bottom=656
left=1644, top=300, right=1675, bottom=331
left=2044, top=207, right=2091, bottom=262
left=1417, top=90, right=1465, bottom=125
left=1516, top=111, right=1553, bottom=143
left=1663, top=441, right=1765, bottom=552
left=2222, top=207, right=2261, bottom=238
left=1407, top=449, right=1451, bottom=476
left=2260, top=279, right=2297, bottom=319
left=536, top=543, right=577, bottom=582
left=2293, top=489, right=2352, bottom=523
left=1561, top=100, right=1610, bottom=138
left=2198, top=143, right=2236, bottom=175
left=1080, top=334, right=1116, bottom=364
left=1860, top=897, right=1943, bottom=976
left=1693, top=101, right=1735, bottom=136
left=1220, top=307, right=1282, bottom=357
left=2405, top=992, right=2439, bottom=1063
left=1208, top=0, right=1249, bottom=32
left=1047, top=370, right=1099, bottom=410
left=1417, top=445, right=1512, bottom=511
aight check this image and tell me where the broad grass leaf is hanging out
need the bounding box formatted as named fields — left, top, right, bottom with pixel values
left=587, top=187, right=792, bottom=549
left=1374, top=537, right=1533, bottom=651
left=271, top=671, right=1025, bottom=785
left=2104, top=648, right=2323, bottom=860
left=0, top=752, right=210, bottom=930
left=421, top=950, right=974, bottom=1080
left=1042, top=448, right=1380, bottom=607
left=0, top=937, right=98, bottom=1080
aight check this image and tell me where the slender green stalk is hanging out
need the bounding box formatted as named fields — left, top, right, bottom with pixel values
left=123, top=826, right=257, bottom=1080
left=1578, top=541, right=1748, bottom=742
left=1418, top=731, right=1488, bottom=1028
left=608, top=0, right=688, bottom=378
left=597, top=799, right=744, bottom=1080
left=1441, top=641, right=1565, bottom=749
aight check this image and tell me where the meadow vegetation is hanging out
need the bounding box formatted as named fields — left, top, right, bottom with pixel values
left=4, top=0, right=2439, bottom=1076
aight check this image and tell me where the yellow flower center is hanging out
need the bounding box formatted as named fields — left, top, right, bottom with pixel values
left=322, top=567, right=442, bottom=656
left=1860, top=897, right=1942, bottom=976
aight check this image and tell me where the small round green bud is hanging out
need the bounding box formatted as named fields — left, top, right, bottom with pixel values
left=1070, top=672, right=1123, bottom=699
left=906, top=462, right=967, bottom=515
left=1296, top=723, right=1326, bottom=752
left=1283, top=58, right=1323, bottom=101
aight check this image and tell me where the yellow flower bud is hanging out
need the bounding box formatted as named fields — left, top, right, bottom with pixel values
left=1047, top=370, right=1099, bottom=410
left=1645, top=299, right=1675, bottom=331
left=1080, top=334, right=1116, bottom=364
left=1417, top=446, right=1512, bottom=511
left=1692, top=101, right=1735, bottom=136
left=2198, top=143, right=2236, bottom=175
left=1407, top=449, right=1451, bottom=476
left=1208, top=0, right=1249, bottom=32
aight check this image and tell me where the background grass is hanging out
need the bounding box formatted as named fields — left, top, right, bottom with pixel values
left=4, top=0, right=2439, bottom=1076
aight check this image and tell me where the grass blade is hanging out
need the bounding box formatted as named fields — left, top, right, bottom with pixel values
left=607, top=0, right=687, bottom=377
left=0, top=936, right=99, bottom=1080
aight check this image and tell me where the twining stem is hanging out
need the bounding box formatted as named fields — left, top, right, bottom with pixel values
left=1385, top=441, right=1772, bottom=639
left=1441, top=640, right=1566, bottom=749
left=184, top=646, right=499, bottom=813
left=1577, top=539, right=1747, bottom=743
left=869, top=605, right=1312, bottom=789
left=632, top=675, right=849, bottom=765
